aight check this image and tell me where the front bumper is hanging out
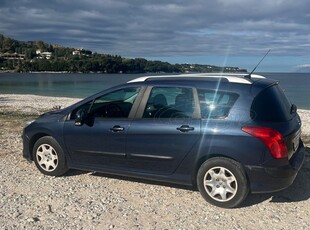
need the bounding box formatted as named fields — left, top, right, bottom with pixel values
left=245, top=143, right=305, bottom=193
left=22, top=130, right=32, bottom=161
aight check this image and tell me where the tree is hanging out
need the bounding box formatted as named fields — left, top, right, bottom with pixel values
left=2, top=37, right=18, bottom=52
left=35, top=40, right=47, bottom=51
left=0, top=34, right=246, bottom=73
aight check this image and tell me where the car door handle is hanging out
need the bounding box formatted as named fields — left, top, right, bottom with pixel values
left=110, top=125, right=125, bottom=132
left=177, top=125, right=195, bottom=132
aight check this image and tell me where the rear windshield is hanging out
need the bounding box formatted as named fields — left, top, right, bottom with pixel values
left=251, top=85, right=292, bottom=122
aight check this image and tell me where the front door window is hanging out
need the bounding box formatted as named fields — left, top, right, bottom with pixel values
left=70, top=87, right=140, bottom=120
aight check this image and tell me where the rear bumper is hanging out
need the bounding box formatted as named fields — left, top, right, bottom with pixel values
left=245, top=143, right=305, bottom=193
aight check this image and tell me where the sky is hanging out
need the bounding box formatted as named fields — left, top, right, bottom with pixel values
left=0, top=0, right=310, bottom=72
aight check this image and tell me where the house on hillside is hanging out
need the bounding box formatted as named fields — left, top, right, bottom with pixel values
left=72, top=48, right=92, bottom=56
left=36, top=50, right=52, bottom=59
left=72, top=49, right=81, bottom=55
left=0, top=52, right=26, bottom=60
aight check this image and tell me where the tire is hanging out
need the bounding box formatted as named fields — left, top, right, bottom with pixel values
left=32, top=136, right=69, bottom=176
left=197, top=157, right=249, bottom=208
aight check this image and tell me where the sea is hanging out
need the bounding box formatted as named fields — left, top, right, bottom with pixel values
left=0, top=72, right=309, bottom=109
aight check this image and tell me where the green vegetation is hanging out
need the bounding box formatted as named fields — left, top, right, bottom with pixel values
left=0, top=34, right=247, bottom=73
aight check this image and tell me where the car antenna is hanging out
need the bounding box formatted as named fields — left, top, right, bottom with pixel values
left=245, top=49, right=271, bottom=79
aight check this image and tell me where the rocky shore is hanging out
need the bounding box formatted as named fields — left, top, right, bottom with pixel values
left=0, top=94, right=309, bottom=229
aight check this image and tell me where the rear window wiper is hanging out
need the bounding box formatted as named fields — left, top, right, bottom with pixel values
left=290, top=104, right=297, bottom=114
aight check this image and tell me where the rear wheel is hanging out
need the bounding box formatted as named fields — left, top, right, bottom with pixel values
left=33, top=136, right=69, bottom=176
left=197, top=157, right=249, bottom=208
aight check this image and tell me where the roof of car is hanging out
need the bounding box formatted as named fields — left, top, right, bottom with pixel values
left=128, top=73, right=265, bottom=85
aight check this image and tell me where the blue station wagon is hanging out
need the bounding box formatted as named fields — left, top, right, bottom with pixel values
left=23, top=73, right=305, bottom=208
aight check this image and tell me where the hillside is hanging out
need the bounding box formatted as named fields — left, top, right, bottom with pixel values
left=0, top=34, right=247, bottom=73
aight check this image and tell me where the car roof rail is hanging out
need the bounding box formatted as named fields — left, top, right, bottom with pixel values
left=128, top=73, right=265, bottom=84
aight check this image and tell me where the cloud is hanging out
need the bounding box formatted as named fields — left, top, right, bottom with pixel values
left=0, top=0, right=309, bottom=59
left=297, top=64, right=310, bottom=68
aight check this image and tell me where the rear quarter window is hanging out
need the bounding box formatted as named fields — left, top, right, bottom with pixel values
left=251, top=85, right=292, bottom=122
left=198, top=89, right=239, bottom=119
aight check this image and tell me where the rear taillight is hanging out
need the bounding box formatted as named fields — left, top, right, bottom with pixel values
left=242, top=126, right=288, bottom=159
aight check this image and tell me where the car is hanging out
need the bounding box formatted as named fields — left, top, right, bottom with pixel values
left=22, top=73, right=305, bottom=208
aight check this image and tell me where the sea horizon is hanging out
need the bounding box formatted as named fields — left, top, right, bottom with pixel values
left=0, top=72, right=309, bottom=109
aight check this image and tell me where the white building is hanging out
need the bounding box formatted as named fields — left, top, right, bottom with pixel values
left=36, top=50, right=52, bottom=59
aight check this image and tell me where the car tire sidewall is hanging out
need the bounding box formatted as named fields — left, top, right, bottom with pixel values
left=197, top=157, right=249, bottom=208
left=32, top=136, right=68, bottom=176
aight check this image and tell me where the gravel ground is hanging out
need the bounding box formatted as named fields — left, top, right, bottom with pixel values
left=0, top=94, right=310, bottom=229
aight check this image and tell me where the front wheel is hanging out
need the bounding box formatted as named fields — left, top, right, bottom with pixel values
left=32, top=136, right=69, bottom=176
left=197, top=157, right=249, bottom=208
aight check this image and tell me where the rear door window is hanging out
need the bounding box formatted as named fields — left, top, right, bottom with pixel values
left=143, top=87, right=195, bottom=118
left=251, top=85, right=292, bottom=122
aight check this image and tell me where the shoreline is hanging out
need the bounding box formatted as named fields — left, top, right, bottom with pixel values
left=0, top=93, right=81, bottom=115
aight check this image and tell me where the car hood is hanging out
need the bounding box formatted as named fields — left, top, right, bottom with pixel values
left=37, top=108, right=69, bottom=122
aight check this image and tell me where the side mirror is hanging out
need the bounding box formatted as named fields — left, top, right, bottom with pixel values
left=75, top=109, right=87, bottom=126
